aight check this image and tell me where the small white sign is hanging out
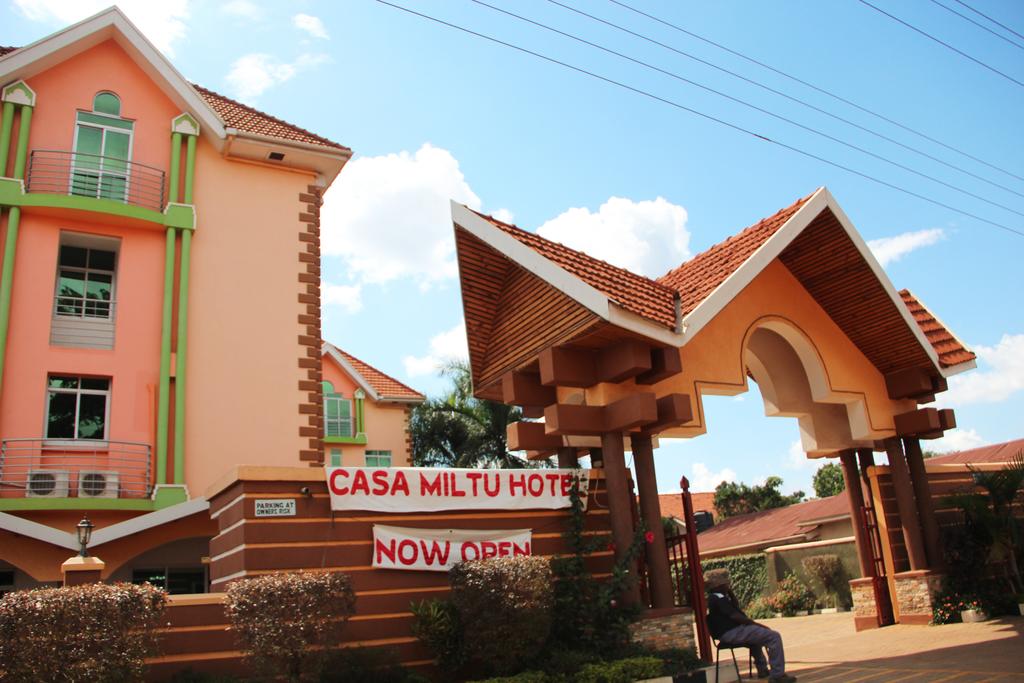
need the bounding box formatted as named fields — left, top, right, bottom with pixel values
left=255, top=499, right=296, bottom=517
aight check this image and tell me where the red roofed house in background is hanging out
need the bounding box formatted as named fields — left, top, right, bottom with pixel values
left=321, top=342, right=425, bottom=468
left=451, top=186, right=978, bottom=632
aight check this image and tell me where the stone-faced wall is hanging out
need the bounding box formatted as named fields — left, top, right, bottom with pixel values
left=628, top=607, right=695, bottom=653
left=849, top=577, right=878, bottom=631
left=893, top=570, right=942, bottom=625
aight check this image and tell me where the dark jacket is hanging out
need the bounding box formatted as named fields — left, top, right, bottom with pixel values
left=707, top=587, right=748, bottom=640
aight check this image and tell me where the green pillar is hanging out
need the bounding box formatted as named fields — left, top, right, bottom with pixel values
left=155, top=228, right=176, bottom=485
left=168, top=132, right=182, bottom=204
left=183, top=134, right=196, bottom=203
left=172, top=228, right=192, bottom=484
left=0, top=101, right=14, bottom=175
left=0, top=206, right=22, bottom=397
left=12, top=105, right=32, bottom=180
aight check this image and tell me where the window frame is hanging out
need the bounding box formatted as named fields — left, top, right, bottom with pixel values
left=365, top=450, right=392, bottom=467
left=52, top=239, right=118, bottom=321
left=70, top=92, right=135, bottom=203
left=43, top=375, right=111, bottom=444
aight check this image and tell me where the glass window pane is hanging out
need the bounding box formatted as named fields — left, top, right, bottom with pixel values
left=132, top=569, right=166, bottom=588
left=81, top=378, right=109, bottom=391
left=70, top=171, right=99, bottom=198
left=48, top=376, right=78, bottom=389
left=77, top=393, right=106, bottom=439
left=338, top=400, right=351, bottom=418
left=326, top=420, right=341, bottom=438
left=85, top=274, right=112, bottom=301
left=74, top=126, right=103, bottom=164
left=93, top=92, right=121, bottom=116
left=103, top=132, right=130, bottom=163
left=325, top=397, right=340, bottom=419
left=59, top=246, right=88, bottom=268
left=58, top=270, right=85, bottom=297
left=167, top=569, right=206, bottom=595
left=99, top=174, right=127, bottom=201
left=88, top=249, right=116, bottom=271
left=46, top=392, right=76, bottom=438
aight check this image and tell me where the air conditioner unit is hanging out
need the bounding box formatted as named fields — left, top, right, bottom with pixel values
left=26, top=470, right=70, bottom=498
left=78, top=470, right=119, bottom=499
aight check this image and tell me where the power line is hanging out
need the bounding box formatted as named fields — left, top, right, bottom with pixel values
left=473, top=0, right=1024, bottom=218
left=953, top=0, right=1024, bottom=42
left=928, top=0, right=1024, bottom=51
left=542, top=0, right=1024, bottom=201
left=857, top=0, right=1024, bottom=88
left=373, top=0, right=1024, bottom=239
left=607, top=0, right=1024, bottom=184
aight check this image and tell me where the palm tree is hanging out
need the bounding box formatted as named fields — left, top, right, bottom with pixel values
left=410, top=360, right=534, bottom=469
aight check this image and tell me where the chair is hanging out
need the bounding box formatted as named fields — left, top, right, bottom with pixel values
left=714, top=639, right=753, bottom=681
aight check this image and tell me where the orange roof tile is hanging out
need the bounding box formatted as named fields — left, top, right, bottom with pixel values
left=472, top=210, right=678, bottom=329
left=657, top=192, right=815, bottom=315
left=928, top=438, right=1024, bottom=465
left=0, top=46, right=347, bottom=151
left=697, top=493, right=851, bottom=556
left=899, top=289, right=976, bottom=368
left=324, top=343, right=424, bottom=402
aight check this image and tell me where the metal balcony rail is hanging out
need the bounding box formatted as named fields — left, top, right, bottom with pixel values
left=53, top=295, right=117, bottom=320
left=0, top=438, right=152, bottom=499
left=26, top=150, right=166, bottom=212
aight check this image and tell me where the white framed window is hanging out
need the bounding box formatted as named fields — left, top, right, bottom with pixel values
left=323, top=382, right=354, bottom=438
left=71, top=91, right=134, bottom=203
left=330, top=448, right=342, bottom=467
left=45, top=375, right=110, bottom=441
left=53, top=235, right=118, bottom=320
left=365, top=450, right=392, bottom=467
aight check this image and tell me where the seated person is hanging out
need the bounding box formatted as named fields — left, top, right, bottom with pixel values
left=705, top=568, right=796, bottom=682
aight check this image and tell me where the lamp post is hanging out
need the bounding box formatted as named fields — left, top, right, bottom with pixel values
left=76, top=515, right=94, bottom=558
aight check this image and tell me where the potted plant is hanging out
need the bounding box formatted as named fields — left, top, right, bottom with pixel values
left=959, top=598, right=988, bottom=623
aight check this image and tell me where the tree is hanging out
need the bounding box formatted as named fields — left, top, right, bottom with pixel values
left=713, top=476, right=804, bottom=519
left=812, top=462, right=846, bottom=498
left=410, top=360, right=531, bottom=468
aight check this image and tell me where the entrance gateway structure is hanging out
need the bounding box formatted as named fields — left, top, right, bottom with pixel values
left=451, top=187, right=976, bottom=631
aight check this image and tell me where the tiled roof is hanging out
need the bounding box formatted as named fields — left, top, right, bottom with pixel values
left=899, top=289, right=976, bottom=368
left=0, top=46, right=347, bottom=151
left=657, top=192, right=816, bottom=316
left=472, top=210, right=678, bottom=329
left=659, top=492, right=717, bottom=521
left=324, top=343, right=424, bottom=402
left=697, top=493, right=851, bottom=556
left=928, top=438, right=1024, bottom=465
left=192, top=84, right=349, bottom=151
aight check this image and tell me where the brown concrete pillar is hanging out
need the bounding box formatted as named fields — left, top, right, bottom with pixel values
left=601, top=431, right=641, bottom=606
left=903, top=437, right=945, bottom=570
left=62, top=556, right=105, bottom=586
left=839, top=450, right=873, bottom=578
left=557, top=447, right=579, bottom=468
left=630, top=433, right=674, bottom=609
left=885, top=438, right=928, bottom=571
left=589, top=447, right=604, bottom=468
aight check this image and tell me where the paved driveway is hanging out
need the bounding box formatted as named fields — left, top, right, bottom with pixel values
left=744, top=612, right=1024, bottom=682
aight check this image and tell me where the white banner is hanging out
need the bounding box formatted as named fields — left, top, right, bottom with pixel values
left=325, top=467, right=588, bottom=512
left=372, top=525, right=533, bottom=572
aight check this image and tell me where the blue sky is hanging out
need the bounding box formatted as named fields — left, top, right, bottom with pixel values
left=5, top=0, right=1022, bottom=495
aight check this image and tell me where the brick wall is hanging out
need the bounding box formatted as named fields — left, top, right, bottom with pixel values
left=297, top=185, right=324, bottom=466
left=893, top=570, right=941, bottom=625
left=628, top=607, right=696, bottom=653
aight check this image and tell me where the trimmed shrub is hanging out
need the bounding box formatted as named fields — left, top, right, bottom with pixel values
left=763, top=574, right=816, bottom=616
left=225, top=571, right=356, bottom=682
left=574, top=656, right=664, bottom=683
left=0, top=581, right=166, bottom=683
left=410, top=598, right=463, bottom=671
left=801, top=554, right=843, bottom=608
left=449, top=555, right=553, bottom=676
left=701, top=554, right=768, bottom=609
left=318, top=647, right=429, bottom=683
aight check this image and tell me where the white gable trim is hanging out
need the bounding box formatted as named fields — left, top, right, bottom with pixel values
left=680, top=187, right=956, bottom=377
left=451, top=202, right=683, bottom=347
left=322, top=342, right=380, bottom=401
left=0, top=7, right=227, bottom=142
left=0, top=511, right=78, bottom=551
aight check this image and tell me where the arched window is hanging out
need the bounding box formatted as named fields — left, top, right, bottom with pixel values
left=322, top=381, right=353, bottom=438
left=93, top=92, right=121, bottom=116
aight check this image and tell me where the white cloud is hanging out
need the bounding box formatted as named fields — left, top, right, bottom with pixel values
left=293, top=13, right=329, bottom=39
left=490, top=208, right=515, bottom=224
left=942, top=333, right=1024, bottom=406
left=785, top=439, right=816, bottom=470
left=536, top=197, right=690, bottom=277
left=927, top=428, right=988, bottom=453
left=320, top=144, right=482, bottom=287
left=222, top=0, right=263, bottom=20
left=322, top=283, right=362, bottom=314
left=867, top=228, right=944, bottom=266
left=688, top=462, right=737, bottom=492
left=225, top=52, right=328, bottom=101
left=403, top=322, right=469, bottom=377
left=13, top=0, right=190, bottom=56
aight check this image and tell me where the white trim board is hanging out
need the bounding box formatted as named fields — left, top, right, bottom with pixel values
left=451, top=202, right=684, bottom=347
left=321, top=342, right=423, bottom=404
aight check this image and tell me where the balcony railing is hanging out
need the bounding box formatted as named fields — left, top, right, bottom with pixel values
left=0, top=439, right=152, bottom=499
left=26, top=150, right=166, bottom=212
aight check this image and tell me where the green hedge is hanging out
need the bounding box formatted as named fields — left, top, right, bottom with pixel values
left=701, top=554, right=768, bottom=609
